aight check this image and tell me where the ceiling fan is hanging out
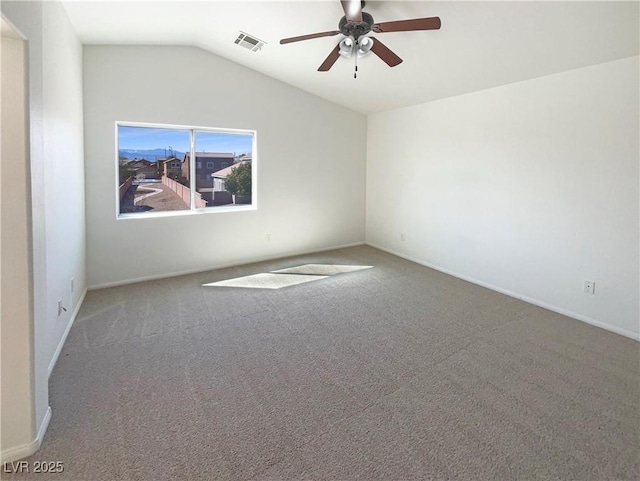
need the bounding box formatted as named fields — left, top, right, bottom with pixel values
left=280, top=0, right=441, bottom=74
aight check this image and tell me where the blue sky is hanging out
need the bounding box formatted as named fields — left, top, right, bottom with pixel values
left=118, top=126, right=253, bottom=155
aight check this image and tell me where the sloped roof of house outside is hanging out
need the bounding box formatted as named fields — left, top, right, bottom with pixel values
left=211, top=160, right=250, bottom=179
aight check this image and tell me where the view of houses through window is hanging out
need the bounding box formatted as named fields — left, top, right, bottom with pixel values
left=117, top=124, right=254, bottom=216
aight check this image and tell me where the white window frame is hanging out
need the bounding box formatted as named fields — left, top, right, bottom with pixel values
left=116, top=121, right=257, bottom=219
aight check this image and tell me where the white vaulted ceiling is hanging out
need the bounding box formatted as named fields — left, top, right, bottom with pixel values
left=62, top=1, right=639, bottom=114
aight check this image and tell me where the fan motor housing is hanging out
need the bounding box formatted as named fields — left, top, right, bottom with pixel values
left=339, top=12, right=374, bottom=40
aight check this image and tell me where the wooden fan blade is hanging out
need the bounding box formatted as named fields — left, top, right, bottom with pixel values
left=280, top=30, right=340, bottom=44
left=318, top=45, right=341, bottom=71
left=341, top=0, right=362, bottom=23
left=372, top=17, right=441, bottom=33
left=370, top=38, right=403, bottom=67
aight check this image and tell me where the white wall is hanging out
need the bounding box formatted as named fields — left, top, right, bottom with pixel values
left=41, top=1, right=86, bottom=367
left=1, top=1, right=86, bottom=461
left=83, top=46, right=366, bottom=288
left=367, top=57, right=639, bottom=339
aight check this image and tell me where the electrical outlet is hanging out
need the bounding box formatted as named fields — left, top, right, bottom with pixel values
left=57, top=299, right=63, bottom=317
left=70, top=277, right=75, bottom=293
left=400, top=233, right=405, bottom=241
left=584, top=280, right=595, bottom=294
left=266, top=233, right=271, bottom=241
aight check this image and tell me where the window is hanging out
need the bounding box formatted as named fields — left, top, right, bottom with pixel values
left=117, top=123, right=255, bottom=217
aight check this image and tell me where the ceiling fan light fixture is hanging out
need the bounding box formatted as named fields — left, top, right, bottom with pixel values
left=339, top=36, right=355, bottom=57
left=357, top=36, right=373, bottom=57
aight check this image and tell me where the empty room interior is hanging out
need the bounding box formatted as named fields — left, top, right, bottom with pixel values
left=1, top=0, right=638, bottom=479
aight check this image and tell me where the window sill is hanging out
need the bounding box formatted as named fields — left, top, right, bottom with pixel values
left=116, top=204, right=256, bottom=220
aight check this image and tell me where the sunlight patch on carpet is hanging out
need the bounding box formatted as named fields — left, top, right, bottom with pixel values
left=272, top=264, right=373, bottom=276
left=204, top=264, right=374, bottom=289
left=203, top=273, right=328, bottom=289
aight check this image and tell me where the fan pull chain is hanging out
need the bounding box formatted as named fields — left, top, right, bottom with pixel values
left=354, top=41, right=358, bottom=79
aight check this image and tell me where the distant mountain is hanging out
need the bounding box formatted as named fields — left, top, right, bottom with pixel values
left=119, top=148, right=185, bottom=161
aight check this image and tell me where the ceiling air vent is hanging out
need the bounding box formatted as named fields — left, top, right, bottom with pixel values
left=234, top=31, right=266, bottom=52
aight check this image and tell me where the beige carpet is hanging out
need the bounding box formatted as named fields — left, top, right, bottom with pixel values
left=6, top=246, right=638, bottom=481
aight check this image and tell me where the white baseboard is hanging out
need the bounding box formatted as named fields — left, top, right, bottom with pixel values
left=89, top=241, right=366, bottom=290
left=366, top=242, right=639, bottom=341
left=0, top=406, right=51, bottom=463
left=48, top=288, right=88, bottom=377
